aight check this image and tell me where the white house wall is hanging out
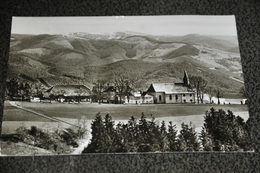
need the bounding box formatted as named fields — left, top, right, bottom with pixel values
left=165, top=94, right=181, bottom=103
left=125, top=95, right=154, bottom=104
left=165, top=93, right=195, bottom=104
left=142, top=95, right=154, bottom=104
left=152, top=92, right=165, bottom=104
left=181, top=93, right=195, bottom=103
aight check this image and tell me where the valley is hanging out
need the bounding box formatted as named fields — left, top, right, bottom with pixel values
left=8, top=32, right=243, bottom=94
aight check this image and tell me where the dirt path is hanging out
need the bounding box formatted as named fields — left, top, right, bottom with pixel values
left=71, top=133, right=91, bottom=154
left=8, top=101, right=80, bottom=128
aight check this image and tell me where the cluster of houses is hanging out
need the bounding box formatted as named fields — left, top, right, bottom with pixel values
left=32, top=71, right=196, bottom=104
left=36, top=71, right=195, bottom=104
left=6, top=70, right=246, bottom=105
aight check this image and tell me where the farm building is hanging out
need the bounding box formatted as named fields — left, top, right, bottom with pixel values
left=146, top=71, right=195, bottom=104
left=124, top=92, right=154, bottom=104
left=102, top=85, right=117, bottom=103
left=45, top=85, right=91, bottom=102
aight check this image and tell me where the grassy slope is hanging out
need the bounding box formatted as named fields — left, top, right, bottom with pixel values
left=1, top=141, right=53, bottom=156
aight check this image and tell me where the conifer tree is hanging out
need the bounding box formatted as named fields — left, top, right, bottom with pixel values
left=167, top=121, right=178, bottom=151
left=177, top=122, right=200, bottom=151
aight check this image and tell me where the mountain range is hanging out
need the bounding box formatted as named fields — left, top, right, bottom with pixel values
left=8, top=32, right=243, bottom=94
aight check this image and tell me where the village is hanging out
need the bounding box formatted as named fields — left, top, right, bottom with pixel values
left=5, top=71, right=246, bottom=105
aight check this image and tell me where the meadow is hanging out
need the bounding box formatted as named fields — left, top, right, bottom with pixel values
left=3, top=101, right=248, bottom=121
left=2, top=101, right=249, bottom=134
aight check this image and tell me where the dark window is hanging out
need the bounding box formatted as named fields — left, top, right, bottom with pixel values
left=176, top=95, right=178, bottom=100
left=169, top=95, right=172, bottom=100
left=183, top=94, right=186, bottom=97
left=190, top=99, right=193, bottom=102
left=184, top=99, right=186, bottom=103
left=159, top=95, right=162, bottom=101
left=190, top=94, right=192, bottom=97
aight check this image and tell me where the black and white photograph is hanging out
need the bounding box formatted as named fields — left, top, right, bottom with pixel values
left=1, top=15, right=252, bottom=155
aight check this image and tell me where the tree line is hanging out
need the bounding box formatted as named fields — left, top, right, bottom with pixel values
left=189, top=75, right=225, bottom=104
left=88, top=74, right=135, bottom=104
left=5, top=79, right=45, bottom=101
left=5, top=73, right=246, bottom=104
left=5, top=74, right=135, bottom=104
left=82, top=108, right=253, bottom=153
left=189, top=75, right=247, bottom=104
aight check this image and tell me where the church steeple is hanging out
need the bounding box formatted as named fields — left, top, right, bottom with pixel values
left=183, top=70, right=190, bottom=86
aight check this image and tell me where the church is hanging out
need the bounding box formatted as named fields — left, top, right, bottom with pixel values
left=145, top=71, right=195, bottom=104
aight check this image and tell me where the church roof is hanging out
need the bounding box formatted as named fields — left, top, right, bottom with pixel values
left=147, top=83, right=193, bottom=94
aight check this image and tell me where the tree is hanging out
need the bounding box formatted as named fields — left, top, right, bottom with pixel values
left=82, top=113, right=106, bottom=153
left=167, top=121, right=178, bottom=151
left=189, top=75, right=208, bottom=104
left=215, top=88, right=224, bottom=104
left=24, top=82, right=31, bottom=97
left=205, top=85, right=215, bottom=104
left=176, top=122, right=200, bottom=151
left=124, top=116, right=139, bottom=152
left=125, top=79, right=134, bottom=103
left=7, top=78, right=19, bottom=99
left=92, top=80, right=106, bottom=104
left=114, top=75, right=132, bottom=104
left=31, top=82, right=45, bottom=98
left=18, top=82, right=25, bottom=101
left=82, top=113, right=126, bottom=153
left=202, top=108, right=253, bottom=151
left=75, top=116, right=88, bottom=139
left=200, top=127, right=214, bottom=151
left=158, top=121, right=169, bottom=152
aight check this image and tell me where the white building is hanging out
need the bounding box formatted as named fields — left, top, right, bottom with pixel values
left=124, top=92, right=153, bottom=104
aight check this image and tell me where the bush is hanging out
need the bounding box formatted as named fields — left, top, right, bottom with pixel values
left=75, top=116, right=88, bottom=139
left=15, top=125, right=80, bottom=154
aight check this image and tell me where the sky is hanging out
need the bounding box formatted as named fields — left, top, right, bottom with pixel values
left=11, top=15, right=238, bottom=36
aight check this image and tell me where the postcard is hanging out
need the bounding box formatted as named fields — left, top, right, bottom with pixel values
left=1, top=15, right=252, bottom=155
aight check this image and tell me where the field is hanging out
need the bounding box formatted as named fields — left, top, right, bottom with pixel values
left=2, top=101, right=249, bottom=133
left=3, top=101, right=249, bottom=120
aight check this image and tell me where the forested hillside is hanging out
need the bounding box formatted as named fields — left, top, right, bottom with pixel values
left=8, top=32, right=243, bottom=93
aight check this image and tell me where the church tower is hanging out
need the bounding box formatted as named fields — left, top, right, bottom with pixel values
left=183, top=70, right=190, bottom=86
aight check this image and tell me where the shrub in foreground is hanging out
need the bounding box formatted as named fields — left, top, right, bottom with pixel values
left=15, top=125, right=79, bottom=154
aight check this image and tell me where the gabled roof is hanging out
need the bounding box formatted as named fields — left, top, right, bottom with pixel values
left=147, top=83, right=192, bottom=94
left=47, top=85, right=91, bottom=96
left=103, top=86, right=117, bottom=92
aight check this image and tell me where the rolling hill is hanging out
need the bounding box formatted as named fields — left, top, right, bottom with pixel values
left=8, top=32, right=243, bottom=93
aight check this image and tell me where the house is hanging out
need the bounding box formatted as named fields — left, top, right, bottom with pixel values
left=146, top=71, right=195, bottom=104
left=102, top=85, right=118, bottom=103
left=141, top=92, right=154, bottom=104
left=124, top=92, right=154, bottom=104
left=45, top=85, right=91, bottom=102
